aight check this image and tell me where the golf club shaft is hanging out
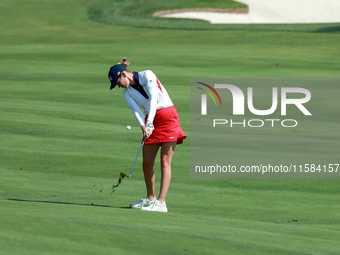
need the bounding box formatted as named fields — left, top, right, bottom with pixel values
left=129, top=136, right=147, bottom=177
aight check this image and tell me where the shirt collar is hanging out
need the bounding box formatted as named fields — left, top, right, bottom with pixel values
left=134, top=72, right=140, bottom=86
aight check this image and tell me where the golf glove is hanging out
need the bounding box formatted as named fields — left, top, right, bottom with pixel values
left=146, top=121, right=154, bottom=135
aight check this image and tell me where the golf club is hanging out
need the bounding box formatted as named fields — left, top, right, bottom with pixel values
left=112, top=136, right=147, bottom=192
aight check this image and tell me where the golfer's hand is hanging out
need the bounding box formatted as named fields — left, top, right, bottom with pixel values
left=146, top=121, right=154, bottom=135
left=141, top=125, right=150, bottom=138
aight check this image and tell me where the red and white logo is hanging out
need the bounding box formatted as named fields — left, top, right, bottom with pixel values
left=156, top=78, right=163, bottom=93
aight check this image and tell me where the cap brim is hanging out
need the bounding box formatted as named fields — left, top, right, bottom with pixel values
left=110, top=80, right=118, bottom=90
left=108, top=64, right=125, bottom=90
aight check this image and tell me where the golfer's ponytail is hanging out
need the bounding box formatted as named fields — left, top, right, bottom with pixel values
left=119, top=57, right=130, bottom=67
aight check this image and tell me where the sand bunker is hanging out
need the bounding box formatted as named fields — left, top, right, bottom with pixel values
left=157, top=0, right=340, bottom=24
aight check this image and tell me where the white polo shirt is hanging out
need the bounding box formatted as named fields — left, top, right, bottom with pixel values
left=123, top=70, right=173, bottom=127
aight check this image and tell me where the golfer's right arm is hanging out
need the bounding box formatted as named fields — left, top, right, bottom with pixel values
left=123, top=90, right=150, bottom=137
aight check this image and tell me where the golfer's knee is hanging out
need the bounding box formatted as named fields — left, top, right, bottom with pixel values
left=161, top=157, right=171, bottom=169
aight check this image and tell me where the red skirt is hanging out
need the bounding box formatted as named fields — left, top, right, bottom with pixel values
left=144, top=106, right=187, bottom=145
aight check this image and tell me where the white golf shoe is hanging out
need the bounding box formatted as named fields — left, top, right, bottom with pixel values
left=140, top=200, right=168, bottom=213
left=130, top=197, right=156, bottom=209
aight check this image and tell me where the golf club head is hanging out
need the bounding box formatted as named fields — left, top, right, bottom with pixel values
left=112, top=172, right=129, bottom=193
left=112, top=136, right=146, bottom=193
left=120, top=172, right=129, bottom=179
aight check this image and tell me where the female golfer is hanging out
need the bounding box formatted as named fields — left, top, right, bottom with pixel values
left=108, top=58, right=186, bottom=212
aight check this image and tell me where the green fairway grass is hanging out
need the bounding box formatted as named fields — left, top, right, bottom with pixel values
left=1, top=0, right=339, bottom=254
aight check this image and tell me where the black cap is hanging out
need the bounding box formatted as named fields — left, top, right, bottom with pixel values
left=108, top=64, right=126, bottom=90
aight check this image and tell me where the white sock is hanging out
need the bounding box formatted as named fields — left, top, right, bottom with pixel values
left=157, top=200, right=165, bottom=205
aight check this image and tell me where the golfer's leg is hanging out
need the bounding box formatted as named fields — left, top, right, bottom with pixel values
left=158, top=142, right=177, bottom=203
left=143, top=143, right=160, bottom=199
